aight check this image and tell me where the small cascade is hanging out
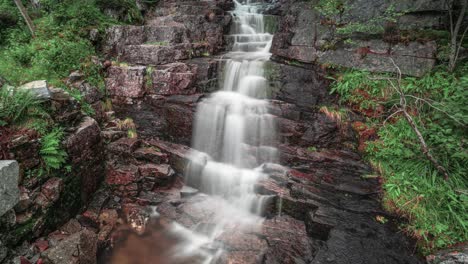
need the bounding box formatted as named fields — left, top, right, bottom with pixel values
left=159, top=1, right=278, bottom=262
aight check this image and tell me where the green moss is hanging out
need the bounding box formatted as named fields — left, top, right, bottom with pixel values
left=264, top=15, right=279, bottom=34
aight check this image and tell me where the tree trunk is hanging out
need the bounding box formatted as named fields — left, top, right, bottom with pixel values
left=13, top=0, right=35, bottom=37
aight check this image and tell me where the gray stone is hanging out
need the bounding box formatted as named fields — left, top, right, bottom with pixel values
left=0, top=160, right=19, bottom=217
left=41, top=229, right=97, bottom=264
left=19, top=80, right=51, bottom=100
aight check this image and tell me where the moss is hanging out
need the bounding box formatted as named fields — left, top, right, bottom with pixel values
left=264, top=15, right=279, bottom=34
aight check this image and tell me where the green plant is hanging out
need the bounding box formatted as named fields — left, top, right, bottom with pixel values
left=39, top=128, right=68, bottom=172
left=0, top=86, right=46, bottom=126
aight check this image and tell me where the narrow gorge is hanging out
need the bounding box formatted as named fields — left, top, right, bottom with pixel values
left=0, top=0, right=466, bottom=264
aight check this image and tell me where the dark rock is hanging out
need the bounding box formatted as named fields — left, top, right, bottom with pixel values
left=107, top=138, right=141, bottom=155
left=134, top=147, right=168, bottom=163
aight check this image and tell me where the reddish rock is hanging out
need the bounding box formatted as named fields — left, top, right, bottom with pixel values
left=41, top=178, right=63, bottom=203
left=106, top=165, right=140, bottom=186
left=134, top=147, right=168, bottom=163
left=151, top=63, right=197, bottom=95
left=105, top=66, right=146, bottom=99
left=33, top=240, right=49, bottom=253
left=19, top=256, right=31, bottom=264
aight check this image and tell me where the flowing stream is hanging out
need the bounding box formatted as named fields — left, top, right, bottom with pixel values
left=160, top=1, right=277, bottom=262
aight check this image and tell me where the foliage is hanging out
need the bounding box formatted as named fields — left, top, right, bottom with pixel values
left=39, top=128, right=68, bottom=172
left=330, top=65, right=468, bottom=253
left=0, top=86, right=46, bottom=127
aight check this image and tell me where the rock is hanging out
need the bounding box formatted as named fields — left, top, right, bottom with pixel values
left=427, top=244, right=468, bottom=264
left=107, top=138, right=141, bottom=155
left=41, top=178, right=63, bottom=203
left=0, top=160, right=19, bottom=217
left=105, top=66, right=146, bottom=99
left=317, top=40, right=437, bottom=77
left=271, top=1, right=441, bottom=76
left=180, top=186, right=199, bottom=198
left=41, top=229, right=97, bottom=264
left=0, top=240, right=7, bottom=262
left=19, top=80, right=51, bottom=100
left=150, top=63, right=197, bottom=95
left=67, top=71, right=84, bottom=83
left=134, top=147, right=168, bottom=163
left=65, top=117, right=105, bottom=203
left=60, top=219, right=82, bottom=235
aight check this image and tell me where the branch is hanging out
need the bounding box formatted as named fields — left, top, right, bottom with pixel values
left=387, top=60, right=450, bottom=180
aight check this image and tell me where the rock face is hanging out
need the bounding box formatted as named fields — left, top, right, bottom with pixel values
left=102, top=1, right=232, bottom=65
left=0, top=161, right=19, bottom=217
left=270, top=0, right=444, bottom=76
left=65, top=117, right=105, bottom=203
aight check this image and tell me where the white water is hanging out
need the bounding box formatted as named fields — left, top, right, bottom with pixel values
left=161, top=1, right=277, bottom=262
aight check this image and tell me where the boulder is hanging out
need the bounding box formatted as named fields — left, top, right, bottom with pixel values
left=41, top=229, right=97, bottom=264
left=0, top=161, right=19, bottom=217
left=19, top=80, right=51, bottom=100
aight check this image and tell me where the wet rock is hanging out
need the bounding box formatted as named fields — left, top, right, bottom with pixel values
left=147, top=140, right=191, bottom=173
left=41, top=229, right=97, bottom=264
left=19, top=80, right=51, bottom=100
left=0, top=161, right=20, bottom=217
left=105, top=66, right=146, bottom=99
left=180, top=186, right=199, bottom=198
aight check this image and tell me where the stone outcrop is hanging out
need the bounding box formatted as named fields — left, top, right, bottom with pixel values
left=270, top=0, right=445, bottom=76
left=0, top=161, right=19, bottom=217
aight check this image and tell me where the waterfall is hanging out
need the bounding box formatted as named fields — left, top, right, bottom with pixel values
left=163, top=1, right=277, bottom=262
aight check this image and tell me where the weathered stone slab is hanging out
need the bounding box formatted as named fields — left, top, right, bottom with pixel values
left=0, top=160, right=19, bottom=217
left=19, top=80, right=51, bottom=100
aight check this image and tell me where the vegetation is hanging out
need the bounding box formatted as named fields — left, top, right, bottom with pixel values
left=329, top=64, right=467, bottom=253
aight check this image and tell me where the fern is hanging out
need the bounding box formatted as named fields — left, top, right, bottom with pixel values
left=0, top=85, right=47, bottom=126
left=40, top=128, right=68, bottom=171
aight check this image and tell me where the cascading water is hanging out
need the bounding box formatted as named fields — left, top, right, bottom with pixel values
left=159, top=1, right=278, bottom=262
